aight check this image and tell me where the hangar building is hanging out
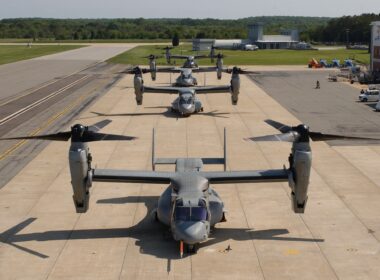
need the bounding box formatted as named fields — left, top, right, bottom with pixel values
left=192, top=23, right=299, bottom=51
left=249, top=23, right=299, bottom=49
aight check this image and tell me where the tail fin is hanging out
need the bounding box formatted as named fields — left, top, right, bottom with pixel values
left=152, top=128, right=227, bottom=171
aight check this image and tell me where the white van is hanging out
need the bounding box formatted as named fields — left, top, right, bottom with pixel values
left=359, top=89, right=380, bottom=102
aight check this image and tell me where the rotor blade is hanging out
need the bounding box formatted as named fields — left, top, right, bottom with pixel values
left=309, top=132, right=380, bottom=142
left=88, top=119, right=112, bottom=132
left=0, top=131, right=72, bottom=141
left=245, top=132, right=299, bottom=142
left=239, top=70, right=261, bottom=75
left=83, top=132, right=137, bottom=142
left=264, top=119, right=293, bottom=133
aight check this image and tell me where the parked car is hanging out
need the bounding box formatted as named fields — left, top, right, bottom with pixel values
left=358, top=89, right=380, bottom=102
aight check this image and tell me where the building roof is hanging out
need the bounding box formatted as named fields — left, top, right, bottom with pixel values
left=192, top=39, right=215, bottom=43
left=257, top=35, right=298, bottom=43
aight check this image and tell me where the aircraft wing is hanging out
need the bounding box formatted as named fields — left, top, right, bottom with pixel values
left=194, top=55, right=209, bottom=59
left=170, top=55, right=190, bottom=59
left=193, top=85, right=231, bottom=94
left=93, top=169, right=174, bottom=184
left=144, top=86, right=180, bottom=94
left=192, top=67, right=218, bottom=73
left=155, top=67, right=182, bottom=73
left=200, top=169, right=289, bottom=184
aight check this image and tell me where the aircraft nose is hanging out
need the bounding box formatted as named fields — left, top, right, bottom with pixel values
left=174, top=221, right=208, bottom=244
left=184, top=79, right=193, bottom=85
left=180, top=104, right=195, bottom=114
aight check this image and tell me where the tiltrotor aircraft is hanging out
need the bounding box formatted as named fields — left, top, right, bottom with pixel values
left=1, top=119, right=378, bottom=257
left=142, top=51, right=226, bottom=83
left=124, top=65, right=217, bottom=87
left=132, top=66, right=241, bottom=116
left=160, top=46, right=209, bottom=68
left=1, top=120, right=380, bottom=257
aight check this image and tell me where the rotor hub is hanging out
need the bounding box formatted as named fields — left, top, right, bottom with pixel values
left=71, top=124, right=87, bottom=141
left=294, top=124, right=310, bottom=142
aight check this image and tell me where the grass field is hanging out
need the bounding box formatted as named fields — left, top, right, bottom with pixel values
left=0, top=38, right=172, bottom=44
left=0, top=45, right=84, bottom=65
left=108, top=44, right=370, bottom=66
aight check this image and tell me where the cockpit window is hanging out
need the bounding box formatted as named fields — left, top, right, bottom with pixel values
left=179, top=97, right=193, bottom=105
left=174, top=206, right=208, bottom=221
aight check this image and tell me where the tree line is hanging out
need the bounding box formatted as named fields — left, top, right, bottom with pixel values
left=308, top=14, right=380, bottom=44
left=0, top=17, right=329, bottom=41
left=0, top=15, right=378, bottom=43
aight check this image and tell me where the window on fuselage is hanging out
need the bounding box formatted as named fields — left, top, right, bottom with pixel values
left=174, top=206, right=208, bottom=221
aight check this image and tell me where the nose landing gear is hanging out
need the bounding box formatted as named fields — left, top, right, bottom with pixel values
left=179, top=241, right=199, bottom=257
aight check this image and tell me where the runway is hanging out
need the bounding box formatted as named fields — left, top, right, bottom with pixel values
left=0, top=44, right=135, bottom=100
left=0, top=67, right=380, bottom=279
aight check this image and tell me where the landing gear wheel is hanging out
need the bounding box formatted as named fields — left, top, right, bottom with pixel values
left=200, top=107, right=204, bottom=112
left=186, top=243, right=199, bottom=254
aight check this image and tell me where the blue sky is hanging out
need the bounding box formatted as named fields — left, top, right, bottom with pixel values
left=1, top=0, right=379, bottom=19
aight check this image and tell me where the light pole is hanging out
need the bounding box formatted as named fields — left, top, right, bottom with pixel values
left=346, top=28, right=350, bottom=48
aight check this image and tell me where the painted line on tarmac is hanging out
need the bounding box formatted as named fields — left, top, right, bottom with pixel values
left=0, top=75, right=90, bottom=127
left=0, top=90, right=93, bottom=161
left=0, top=78, right=65, bottom=107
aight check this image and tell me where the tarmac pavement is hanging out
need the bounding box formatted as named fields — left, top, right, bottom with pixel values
left=0, top=68, right=380, bottom=279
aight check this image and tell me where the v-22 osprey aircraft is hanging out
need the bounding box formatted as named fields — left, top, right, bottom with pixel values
left=2, top=119, right=379, bottom=256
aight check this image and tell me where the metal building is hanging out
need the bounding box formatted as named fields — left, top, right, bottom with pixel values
left=248, top=23, right=299, bottom=49
left=192, top=39, right=215, bottom=51
left=371, top=21, right=380, bottom=72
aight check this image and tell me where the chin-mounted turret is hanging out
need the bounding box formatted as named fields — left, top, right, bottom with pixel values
left=245, top=119, right=380, bottom=214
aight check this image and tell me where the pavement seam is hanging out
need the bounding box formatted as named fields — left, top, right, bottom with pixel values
left=117, top=82, right=166, bottom=279
left=313, top=147, right=380, bottom=243
left=238, top=75, right=340, bottom=279
left=203, top=90, right=267, bottom=280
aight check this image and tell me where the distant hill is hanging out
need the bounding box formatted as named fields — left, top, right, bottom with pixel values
left=0, top=17, right=330, bottom=41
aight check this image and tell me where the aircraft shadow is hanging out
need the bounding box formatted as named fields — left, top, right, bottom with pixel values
left=91, top=110, right=229, bottom=119
left=1, top=195, right=324, bottom=260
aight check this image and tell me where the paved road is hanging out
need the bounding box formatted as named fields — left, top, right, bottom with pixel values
left=249, top=71, right=380, bottom=144
left=0, top=44, right=134, bottom=101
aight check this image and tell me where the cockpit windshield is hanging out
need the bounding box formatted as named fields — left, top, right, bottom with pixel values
left=174, top=206, right=208, bottom=221
left=179, top=97, right=193, bottom=105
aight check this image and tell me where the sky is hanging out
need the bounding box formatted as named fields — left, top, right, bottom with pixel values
left=0, top=0, right=379, bottom=19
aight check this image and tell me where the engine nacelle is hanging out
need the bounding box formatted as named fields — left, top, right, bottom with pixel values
left=69, top=143, right=92, bottom=213
left=230, top=75, right=240, bottom=105
left=134, top=76, right=144, bottom=105
left=288, top=143, right=312, bottom=213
